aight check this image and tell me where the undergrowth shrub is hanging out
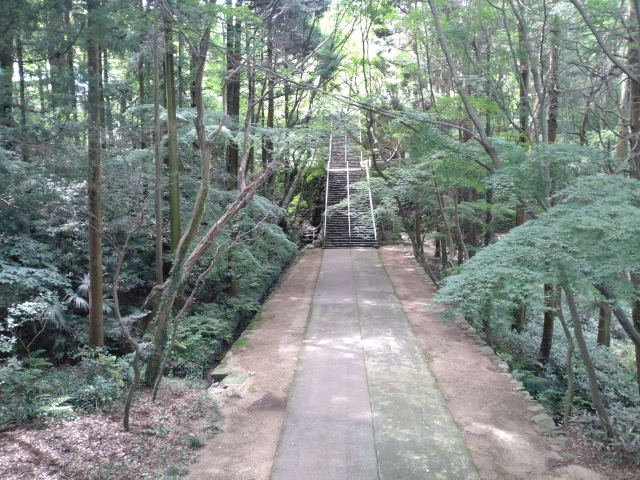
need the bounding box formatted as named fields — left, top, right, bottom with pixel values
left=167, top=204, right=297, bottom=378
left=0, top=347, right=132, bottom=426
left=493, top=310, right=640, bottom=456
left=169, top=304, right=241, bottom=378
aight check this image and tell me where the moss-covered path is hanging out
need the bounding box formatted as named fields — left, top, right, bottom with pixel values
left=271, top=248, right=478, bottom=479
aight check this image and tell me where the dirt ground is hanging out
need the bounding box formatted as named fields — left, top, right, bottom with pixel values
left=185, top=248, right=323, bottom=480
left=378, top=244, right=638, bottom=480
left=0, top=379, right=222, bottom=479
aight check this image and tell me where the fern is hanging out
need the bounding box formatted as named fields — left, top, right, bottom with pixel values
left=22, top=350, right=52, bottom=369
left=38, top=395, right=74, bottom=417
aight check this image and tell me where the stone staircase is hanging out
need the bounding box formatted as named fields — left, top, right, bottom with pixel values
left=324, top=124, right=377, bottom=249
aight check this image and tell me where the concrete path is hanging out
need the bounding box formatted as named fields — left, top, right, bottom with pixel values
left=271, top=249, right=478, bottom=480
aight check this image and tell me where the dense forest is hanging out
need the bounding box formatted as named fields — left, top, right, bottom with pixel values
left=1, top=0, right=639, bottom=474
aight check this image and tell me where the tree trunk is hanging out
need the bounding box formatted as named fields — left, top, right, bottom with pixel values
left=164, top=14, right=180, bottom=250
left=0, top=32, right=13, bottom=129
left=453, top=187, right=468, bottom=263
left=632, top=273, right=640, bottom=397
left=539, top=284, right=555, bottom=362
left=138, top=2, right=146, bottom=149
left=518, top=23, right=529, bottom=145
left=547, top=14, right=559, bottom=144
left=226, top=0, right=241, bottom=190
left=617, top=79, right=630, bottom=161
left=540, top=7, right=560, bottom=363
left=562, top=278, right=612, bottom=437
left=48, top=4, right=67, bottom=109
left=87, top=0, right=104, bottom=348
left=484, top=188, right=493, bottom=246
left=433, top=175, right=455, bottom=268
left=414, top=205, right=422, bottom=256
left=628, top=0, right=640, bottom=396
left=64, top=0, right=76, bottom=115
left=16, top=36, right=28, bottom=162
left=512, top=202, right=527, bottom=332
left=554, top=291, right=575, bottom=428
left=153, top=0, right=163, bottom=284
left=597, top=301, right=611, bottom=347
left=103, top=49, right=113, bottom=140
left=263, top=34, right=275, bottom=190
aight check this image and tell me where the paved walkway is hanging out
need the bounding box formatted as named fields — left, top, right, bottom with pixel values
left=271, top=249, right=478, bottom=480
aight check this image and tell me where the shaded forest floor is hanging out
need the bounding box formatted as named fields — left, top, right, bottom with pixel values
left=0, top=378, right=221, bottom=479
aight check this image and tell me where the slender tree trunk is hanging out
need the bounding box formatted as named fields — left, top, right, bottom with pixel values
left=138, top=10, right=146, bottom=149
left=37, top=67, right=46, bottom=114
left=87, top=0, right=104, bottom=348
left=395, top=199, right=439, bottom=288
left=103, top=49, right=113, bottom=141
left=178, top=35, right=183, bottom=109
left=190, top=50, right=197, bottom=108
left=16, top=37, right=28, bottom=162
left=628, top=1, right=640, bottom=396
left=98, top=47, right=105, bottom=139
left=414, top=205, right=421, bottom=256
left=539, top=284, right=555, bottom=362
left=441, top=228, right=448, bottom=269
left=433, top=178, right=454, bottom=267
left=512, top=202, right=527, bottom=332
left=0, top=32, right=13, bottom=129
left=597, top=301, right=611, bottom=347
left=539, top=9, right=560, bottom=362
left=453, top=187, right=468, bottom=262
left=153, top=0, right=163, bottom=285
left=226, top=0, right=241, bottom=190
left=617, top=80, right=630, bottom=160
left=264, top=33, right=275, bottom=189
left=164, top=14, right=180, bottom=250
left=48, top=5, right=66, bottom=108
left=63, top=0, right=76, bottom=115
left=484, top=188, right=493, bottom=246
left=467, top=188, right=477, bottom=257
left=554, top=291, right=574, bottom=428
left=562, top=276, right=612, bottom=437
left=518, top=24, right=529, bottom=145
left=632, top=272, right=640, bottom=397
left=547, top=17, right=559, bottom=144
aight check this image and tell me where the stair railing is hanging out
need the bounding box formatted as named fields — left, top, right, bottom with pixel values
left=324, top=121, right=333, bottom=240
left=365, top=159, right=377, bottom=241
left=345, top=133, right=351, bottom=245
left=359, top=120, right=377, bottom=242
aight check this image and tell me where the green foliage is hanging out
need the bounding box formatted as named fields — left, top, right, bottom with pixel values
left=494, top=317, right=640, bottom=453
left=183, top=433, right=204, bottom=449
left=0, top=238, right=70, bottom=308
left=170, top=305, right=239, bottom=378
left=166, top=198, right=298, bottom=378
left=435, top=175, right=640, bottom=329
left=0, top=348, right=132, bottom=426
left=37, top=395, right=75, bottom=419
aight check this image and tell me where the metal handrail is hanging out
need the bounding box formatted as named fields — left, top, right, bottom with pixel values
left=345, top=133, right=351, bottom=245
left=365, top=161, right=377, bottom=241
left=359, top=120, right=377, bottom=241
left=324, top=121, right=332, bottom=240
